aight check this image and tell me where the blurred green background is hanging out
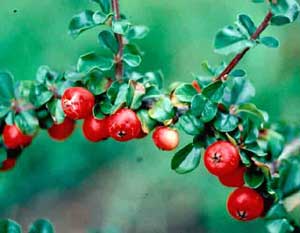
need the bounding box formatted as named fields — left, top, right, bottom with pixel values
left=0, top=0, right=300, bottom=232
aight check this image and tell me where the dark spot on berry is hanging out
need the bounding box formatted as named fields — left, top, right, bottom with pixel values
left=118, top=131, right=126, bottom=137
left=237, top=210, right=247, bottom=220
left=212, top=152, right=221, bottom=163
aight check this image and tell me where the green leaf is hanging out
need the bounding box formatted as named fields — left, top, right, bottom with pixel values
left=265, top=219, right=294, bottom=233
left=127, top=81, right=146, bottom=110
left=279, top=157, right=300, bottom=196
left=77, top=52, right=114, bottom=73
left=223, top=76, right=255, bottom=105
left=242, top=143, right=268, bottom=157
left=31, top=85, right=53, bottom=107
left=191, top=94, right=206, bottom=117
left=202, top=81, right=224, bottom=103
left=15, top=111, right=38, bottom=135
left=244, top=167, right=265, bottom=188
left=173, top=84, right=198, bottom=103
left=178, top=112, right=204, bottom=136
left=137, top=109, right=157, bottom=134
left=98, top=30, right=119, bottom=53
left=191, top=94, right=218, bottom=122
left=0, top=72, right=15, bottom=105
left=214, top=25, right=255, bottom=55
left=0, top=219, right=21, bottom=233
left=123, top=53, right=142, bottom=67
left=28, top=219, right=54, bottom=233
left=271, top=0, right=300, bottom=26
left=238, top=14, right=257, bottom=36
left=266, top=130, right=285, bottom=159
left=126, top=25, right=149, bottom=40
left=112, top=19, right=131, bottom=35
left=171, top=143, right=202, bottom=174
left=68, top=10, right=96, bottom=38
left=260, top=36, right=280, bottom=48
left=86, top=70, right=110, bottom=95
left=93, top=11, right=112, bottom=24
left=236, top=103, right=266, bottom=123
left=214, top=113, right=239, bottom=132
left=283, top=192, right=300, bottom=227
left=143, top=71, right=164, bottom=89
left=47, top=99, right=65, bottom=124
left=202, top=100, right=218, bottom=122
left=92, top=0, right=111, bottom=14
left=148, top=96, right=175, bottom=123
left=266, top=203, right=290, bottom=220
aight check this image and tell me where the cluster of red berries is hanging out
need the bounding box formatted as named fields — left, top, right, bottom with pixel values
left=1, top=87, right=180, bottom=171
left=204, top=141, right=264, bottom=221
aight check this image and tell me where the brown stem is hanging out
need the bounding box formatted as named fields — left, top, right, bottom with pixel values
left=216, top=11, right=273, bottom=81
left=111, top=0, right=124, bottom=81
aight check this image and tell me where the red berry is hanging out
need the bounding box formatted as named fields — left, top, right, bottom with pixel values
left=48, top=117, right=75, bottom=141
left=61, top=87, right=95, bottom=120
left=219, top=166, right=246, bottom=188
left=82, top=115, right=109, bottom=142
left=204, top=141, right=240, bottom=176
left=2, top=124, right=33, bottom=149
left=227, top=187, right=264, bottom=221
left=0, top=158, right=16, bottom=172
left=152, top=126, right=179, bottom=151
left=136, top=130, right=147, bottom=139
left=108, top=108, right=141, bottom=142
left=192, top=80, right=201, bottom=93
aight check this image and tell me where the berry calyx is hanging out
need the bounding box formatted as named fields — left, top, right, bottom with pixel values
left=48, top=117, right=75, bottom=141
left=204, top=141, right=240, bottom=176
left=219, top=166, right=246, bottom=188
left=108, top=108, right=142, bottom=142
left=152, top=126, right=179, bottom=151
left=227, top=187, right=264, bottom=221
left=61, top=87, right=95, bottom=120
left=82, top=115, right=109, bottom=142
left=192, top=80, right=201, bottom=93
left=0, top=158, right=16, bottom=172
left=2, top=124, right=33, bottom=149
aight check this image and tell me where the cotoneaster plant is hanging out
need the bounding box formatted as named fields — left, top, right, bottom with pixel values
left=0, top=0, right=300, bottom=232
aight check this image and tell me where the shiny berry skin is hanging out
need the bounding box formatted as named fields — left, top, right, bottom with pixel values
left=61, top=87, right=95, bottom=120
left=0, top=158, right=16, bottom=172
left=152, top=126, right=179, bottom=151
left=219, top=166, right=246, bottom=188
left=108, top=108, right=142, bottom=142
left=82, top=116, right=109, bottom=142
left=48, top=118, right=75, bottom=141
left=227, top=187, right=264, bottom=221
left=192, top=80, right=201, bottom=93
left=204, top=141, right=240, bottom=176
left=2, top=124, right=33, bottom=149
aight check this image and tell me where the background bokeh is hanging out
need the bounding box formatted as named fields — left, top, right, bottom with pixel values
left=0, top=0, right=300, bottom=232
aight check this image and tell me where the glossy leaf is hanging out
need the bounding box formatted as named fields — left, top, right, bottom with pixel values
left=123, top=53, right=142, bottom=67
left=98, top=30, right=119, bottom=53
left=271, top=0, right=300, bottom=26
left=77, top=52, right=114, bottom=73
left=178, top=112, right=204, bottom=136
left=0, top=219, right=21, bottom=233
left=171, top=143, right=202, bottom=174
left=0, top=72, right=15, bottom=105
left=260, top=36, right=280, bottom=48
left=15, top=111, right=39, bottom=135
left=148, top=96, right=175, bottom=123
left=28, top=219, right=54, bottom=233
left=214, top=25, right=255, bottom=55
left=137, top=109, right=157, bottom=134
left=47, top=99, right=65, bottom=124
left=69, top=10, right=96, bottom=38
left=214, top=113, right=239, bottom=132
left=173, top=84, right=198, bottom=103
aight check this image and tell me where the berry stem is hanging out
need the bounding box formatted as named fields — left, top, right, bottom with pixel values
left=216, top=11, right=273, bottom=81
left=111, top=0, right=124, bottom=81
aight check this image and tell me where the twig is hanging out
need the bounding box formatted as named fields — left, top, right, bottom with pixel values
left=216, top=11, right=273, bottom=81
